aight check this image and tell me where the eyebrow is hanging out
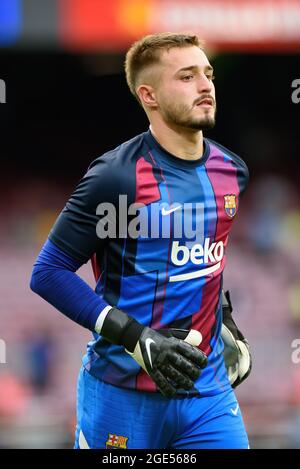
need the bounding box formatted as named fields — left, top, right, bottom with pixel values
left=175, top=64, right=214, bottom=75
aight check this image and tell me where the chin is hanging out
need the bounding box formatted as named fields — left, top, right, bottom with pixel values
left=188, top=118, right=215, bottom=130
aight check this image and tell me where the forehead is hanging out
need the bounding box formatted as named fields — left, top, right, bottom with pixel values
left=159, top=46, right=211, bottom=74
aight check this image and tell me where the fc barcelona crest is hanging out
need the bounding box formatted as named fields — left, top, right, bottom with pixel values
left=224, top=194, right=237, bottom=218
left=106, top=433, right=128, bottom=449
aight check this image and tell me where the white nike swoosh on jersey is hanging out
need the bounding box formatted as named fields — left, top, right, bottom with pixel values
left=145, top=338, right=155, bottom=368
left=79, top=430, right=90, bottom=449
left=231, top=404, right=239, bottom=416
left=161, top=205, right=182, bottom=216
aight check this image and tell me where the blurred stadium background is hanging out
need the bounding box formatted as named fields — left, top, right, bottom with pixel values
left=1, top=0, right=300, bottom=448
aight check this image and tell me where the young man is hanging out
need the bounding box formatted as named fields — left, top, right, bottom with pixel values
left=31, top=32, right=250, bottom=449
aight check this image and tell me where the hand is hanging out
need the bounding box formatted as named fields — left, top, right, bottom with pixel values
left=126, top=326, right=207, bottom=397
left=98, top=306, right=207, bottom=397
left=221, top=290, right=252, bottom=388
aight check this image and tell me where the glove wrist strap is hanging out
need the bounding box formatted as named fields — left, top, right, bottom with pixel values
left=101, top=307, right=144, bottom=352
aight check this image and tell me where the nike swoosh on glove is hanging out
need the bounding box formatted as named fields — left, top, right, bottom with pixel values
left=126, top=326, right=208, bottom=397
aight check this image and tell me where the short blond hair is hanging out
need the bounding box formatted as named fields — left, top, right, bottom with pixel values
left=124, top=32, right=204, bottom=103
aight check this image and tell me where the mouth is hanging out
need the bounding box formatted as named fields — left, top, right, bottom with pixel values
left=195, top=98, right=214, bottom=109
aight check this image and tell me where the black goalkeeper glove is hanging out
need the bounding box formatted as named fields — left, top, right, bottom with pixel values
left=221, top=290, right=252, bottom=388
left=100, top=307, right=208, bottom=398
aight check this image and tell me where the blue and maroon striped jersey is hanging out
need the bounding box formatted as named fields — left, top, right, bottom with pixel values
left=50, top=129, right=249, bottom=396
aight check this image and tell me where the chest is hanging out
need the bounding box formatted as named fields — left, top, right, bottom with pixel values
left=134, top=161, right=240, bottom=244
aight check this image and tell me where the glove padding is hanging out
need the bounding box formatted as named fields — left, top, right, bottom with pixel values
left=221, top=290, right=252, bottom=388
left=126, top=327, right=207, bottom=398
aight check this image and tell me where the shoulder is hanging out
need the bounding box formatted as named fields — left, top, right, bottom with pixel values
left=74, top=132, right=148, bottom=202
left=206, top=137, right=249, bottom=175
left=87, top=132, right=147, bottom=174
left=205, top=138, right=249, bottom=197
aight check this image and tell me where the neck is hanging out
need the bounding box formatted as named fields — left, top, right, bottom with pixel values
left=149, top=122, right=204, bottom=161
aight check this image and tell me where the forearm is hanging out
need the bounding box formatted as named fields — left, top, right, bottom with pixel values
left=30, top=239, right=111, bottom=331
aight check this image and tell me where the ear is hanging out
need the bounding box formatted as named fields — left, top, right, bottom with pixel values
left=137, top=85, right=157, bottom=109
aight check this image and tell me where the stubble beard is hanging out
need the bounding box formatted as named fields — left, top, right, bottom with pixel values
left=161, top=100, right=216, bottom=131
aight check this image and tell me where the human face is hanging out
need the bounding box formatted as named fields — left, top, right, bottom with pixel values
left=155, top=46, right=216, bottom=131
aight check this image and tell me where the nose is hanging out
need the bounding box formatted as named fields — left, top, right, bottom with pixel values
left=196, top=73, right=213, bottom=94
